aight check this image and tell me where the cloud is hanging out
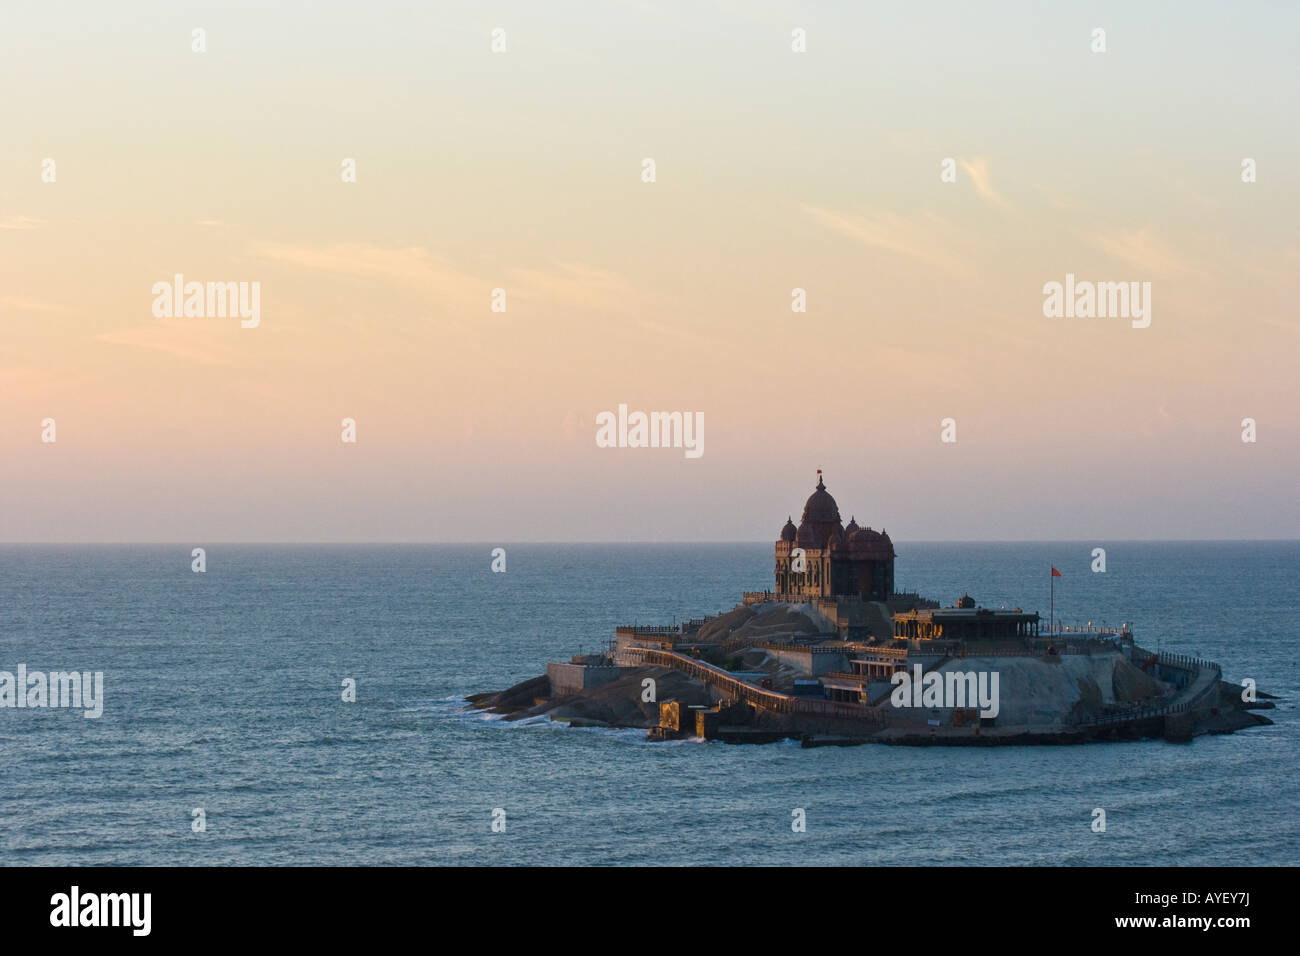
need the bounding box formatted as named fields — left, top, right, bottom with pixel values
left=0, top=296, right=74, bottom=315
left=0, top=364, right=92, bottom=395
left=252, top=241, right=476, bottom=298
left=96, top=325, right=244, bottom=367
left=1090, top=226, right=1187, bottom=276
left=0, top=215, right=41, bottom=230
left=508, top=261, right=633, bottom=312
left=958, top=158, right=1002, bottom=205
left=801, top=204, right=977, bottom=280
left=252, top=241, right=640, bottom=314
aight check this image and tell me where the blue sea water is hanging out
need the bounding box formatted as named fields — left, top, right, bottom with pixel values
left=0, top=542, right=1296, bottom=866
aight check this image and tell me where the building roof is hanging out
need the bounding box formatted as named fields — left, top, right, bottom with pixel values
left=794, top=473, right=844, bottom=549
left=895, top=607, right=1038, bottom=622
left=848, top=526, right=894, bottom=557
left=801, top=474, right=842, bottom=525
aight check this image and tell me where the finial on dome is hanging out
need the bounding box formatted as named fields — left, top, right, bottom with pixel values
left=816, top=468, right=825, bottom=491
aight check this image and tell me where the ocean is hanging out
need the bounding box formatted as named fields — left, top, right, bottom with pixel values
left=1, top=542, right=1296, bottom=866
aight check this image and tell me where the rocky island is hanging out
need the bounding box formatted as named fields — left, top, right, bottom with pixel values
left=470, top=475, right=1274, bottom=746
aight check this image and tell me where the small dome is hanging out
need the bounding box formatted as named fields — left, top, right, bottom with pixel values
left=780, top=517, right=797, bottom=542
left=844, top=516, right=860, bottom=536
left=849, top=527, right=895, bottom=558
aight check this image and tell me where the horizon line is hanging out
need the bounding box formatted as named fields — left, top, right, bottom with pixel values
left=2, top=538, right=1298, bottom=546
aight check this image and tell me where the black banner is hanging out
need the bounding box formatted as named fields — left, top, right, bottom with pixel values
left=0, top=866, right=1272, bottom=942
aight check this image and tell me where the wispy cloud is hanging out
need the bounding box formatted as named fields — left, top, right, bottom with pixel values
left=0, top=364, right=91, bottom=394
left=251, top=241, right=490, bottom=316
left=801, top=204, right=977, bottom=280
left=0, top=296, right=75, bottom=315
left=958, top=158, right=1002, bottom=205
left=0, top=215, right=41, bottom=230
left=1090, top=226, right=1187, bottom=276
left=96, top=325, right=243, bottom=367
left=252, top=241, right=641, bottom=314
left=252, top=241, right=473, bottom=292
left=508, top=261, right=633, bottom=312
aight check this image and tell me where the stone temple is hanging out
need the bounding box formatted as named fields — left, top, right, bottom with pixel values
left=506, top=469, right=1270, bottom=746
left=774, top=472, right=895, bottom=601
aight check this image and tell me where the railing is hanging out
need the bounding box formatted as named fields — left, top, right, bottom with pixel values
left=851, top=647, right=909, bottom=659
left=1072, top=688, right=1213, bottom=727
left=754, top=641, right=847, bottom=654
left=741, top=592, right=844, bottom=605
left=615, top=625, right=682, bottom=636
left=623, top=647, right=884, bottom=723
left=1070, top=650, right=1221, bottom=728
left=1074, top=702, right=1182, bottom=727
left=905, top=640, right=963, bottom=655
left=942, top=643, right=1105, bottom=658
left=1151, top=650, right=1220, bottom=673
left=742, top=591, right=829, bottom=604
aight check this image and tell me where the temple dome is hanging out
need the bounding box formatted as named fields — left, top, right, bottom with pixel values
left=794, top=475, right=843, bottom=549
left=780, top=517, right=797, bottom=543
left=800, top=474, right=841, bottom=525
left=844, top=516, right=860, bottom=536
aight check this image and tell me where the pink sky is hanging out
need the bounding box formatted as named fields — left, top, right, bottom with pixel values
left=2, top=1, right=1297, bottom=541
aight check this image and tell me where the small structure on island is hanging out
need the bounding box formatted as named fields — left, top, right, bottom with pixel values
left=892, top=606, right=1040, bottom=641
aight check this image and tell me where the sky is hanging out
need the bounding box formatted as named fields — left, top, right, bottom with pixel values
left=2, top=0, right=1297, bottom=542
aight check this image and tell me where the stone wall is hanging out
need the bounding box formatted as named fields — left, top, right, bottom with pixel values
left=763, top=645, right=848, bottom=677
left=546, top=662, right=629, bottom=696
